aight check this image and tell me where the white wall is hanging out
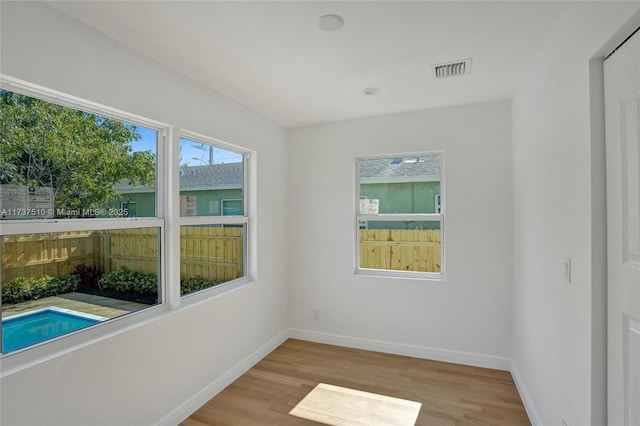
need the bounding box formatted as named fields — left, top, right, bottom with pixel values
left=287, top=101, right=513, bottom=364
left=0, top=2, right=289, bottom=425
left=511, top=3, right=640, bottom=426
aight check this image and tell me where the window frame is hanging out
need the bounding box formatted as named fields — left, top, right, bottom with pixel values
left=354, top=152, right=445, bottom=280
left=0, top=77, right=169, bottom=362
left=177, top=132, right=251, bottom=300
left=220, top=198, right=243, bottom=216
left=0, top=76, right=255, bottom=369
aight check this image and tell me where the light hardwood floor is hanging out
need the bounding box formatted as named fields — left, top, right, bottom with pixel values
left=182, top=339, right=530, bottom=426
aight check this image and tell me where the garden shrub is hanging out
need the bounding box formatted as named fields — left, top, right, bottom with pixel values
left=180, top=276, right=220, bottom=295
left=30, top=275, right=61, bottom=299
left=1, top=274, right=79, bottom=305
left=99, top=267, right=157, bottom=296
left=44, top=274, right=79, bottom=297
left=2, top=277, right=32, bottom=305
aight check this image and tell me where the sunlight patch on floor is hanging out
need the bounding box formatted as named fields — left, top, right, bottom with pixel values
left=289, top=383, right=421, bottom=426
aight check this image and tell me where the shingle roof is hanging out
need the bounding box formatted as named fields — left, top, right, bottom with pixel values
left=117, top=156, right=439, bottom=193
left=359, top=156, right=440, bottom=181
left=179, top=162, right=243, bottom=188
left=115, top=162, right=243, bottom=192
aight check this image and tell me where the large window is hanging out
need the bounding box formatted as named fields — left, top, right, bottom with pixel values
left=355, top=153, right=444, bottom=278
left=178, top=137, right=248, bottom=296
left=0, top=79, right=252, bottom=358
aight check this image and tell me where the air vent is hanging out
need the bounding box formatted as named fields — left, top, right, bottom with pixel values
left=432, top=58, right=472, bottom=79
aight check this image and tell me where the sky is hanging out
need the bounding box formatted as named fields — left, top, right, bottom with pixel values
left=129, top=125, right=242, bottom=166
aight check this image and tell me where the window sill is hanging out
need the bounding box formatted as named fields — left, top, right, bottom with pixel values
left=179, top=276, right=254, bottom=308
left=0, top=302, right=170, bottom=377
left=354, top=268, right=445, bottom=281
left=1, top=277, right=254, bottom=377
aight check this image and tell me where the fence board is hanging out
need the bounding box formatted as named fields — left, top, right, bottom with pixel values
left=2, top=232, right=100, bottom=281
left=181, top=226, right=243, bottom=282
left=360, top=229, right=441, bottom=273
left=2, top=227, right=244, bottom=284
left=107, top=228, right=159, bottom=275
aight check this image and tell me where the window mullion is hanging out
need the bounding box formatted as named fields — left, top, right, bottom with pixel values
left=357, top=214, right=443, bottom=222
left=165, top=127, right=182, bottom=310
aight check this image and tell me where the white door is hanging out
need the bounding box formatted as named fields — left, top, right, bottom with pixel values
left=606, top=28, right=640, bottom=426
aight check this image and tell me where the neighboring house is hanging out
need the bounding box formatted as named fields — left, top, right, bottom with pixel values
left=359, top=156, right=441, bottom=230
left=113, top=157, right=440, bottom=223
left=112, top=162, right=244, bottom=217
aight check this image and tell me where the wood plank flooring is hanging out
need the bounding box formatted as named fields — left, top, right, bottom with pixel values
left=182, top=339, right=530, bottom=426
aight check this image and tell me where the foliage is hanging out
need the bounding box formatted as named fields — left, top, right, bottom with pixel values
left=73, top=263, right=103, bottom=291
left=98, top=266, right=157, bottom=295
left=180, top=276, right=220, bottom=295
left=48, top=274, right=81, bottom=296
left=0, top=90, right=156, bottom=213
left=1, top=277, right=32, bottom=305
left=29, top=275, right=61, bottom=299
left=1, top=274, right=79, bottom=305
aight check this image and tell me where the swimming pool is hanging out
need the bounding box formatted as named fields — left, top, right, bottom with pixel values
left=2, top=307, right=107, bottom=353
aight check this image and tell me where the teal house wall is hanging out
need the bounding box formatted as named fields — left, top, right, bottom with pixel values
left=107, top=192, right=156, bottom=218
left=360, top=181, right=440, bottom=214
left=360, top=181, right=441, bottom=230
left=179, top=188, right=243, bottom=216
left=110, top=182, right=435, bottom=222
left=109, top=188, right=242, bottom=217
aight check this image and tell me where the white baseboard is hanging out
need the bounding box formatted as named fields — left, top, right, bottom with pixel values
left=510, top=361, right=541, bottom=426
left=156, top=329, right=289, bottom=426
left=288, top=328, right=511, bottom=371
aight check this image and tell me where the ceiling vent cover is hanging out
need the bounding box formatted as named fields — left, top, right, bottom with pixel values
left=432, top=58, right=472, bottom=79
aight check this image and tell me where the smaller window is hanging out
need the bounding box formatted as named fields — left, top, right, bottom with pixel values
left=356, top=153, right=444, bottom=278
left=221, top=199, right=243, bottom=216
left=120, top=200, right=137, bottom=218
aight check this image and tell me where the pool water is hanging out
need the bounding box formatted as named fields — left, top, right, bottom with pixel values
left=2, top=308, right=105, bottom=353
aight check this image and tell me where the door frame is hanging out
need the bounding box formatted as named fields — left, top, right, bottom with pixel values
left=591, top=11, right=640, bottom=425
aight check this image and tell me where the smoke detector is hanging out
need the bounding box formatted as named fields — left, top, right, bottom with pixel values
left=318, top=14, right=344, bottom=31
left=432, top=58, right=472, bottom=79
left=362, top=87, right=380, bottom=96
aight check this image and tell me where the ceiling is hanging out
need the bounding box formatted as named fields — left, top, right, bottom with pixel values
left=47, top=1, right=566, bottom=128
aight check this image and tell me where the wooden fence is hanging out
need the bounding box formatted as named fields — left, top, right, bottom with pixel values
left=179, top=226, right=244, bottom=282
left=2, top=227, right=243, bottom=283
left=2, top=227, right=436, bottom=283
left=360, top=229, right=441, bottom=273
left=1, top=232, right=103, bottom=282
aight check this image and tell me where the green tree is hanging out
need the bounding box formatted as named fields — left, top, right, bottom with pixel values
left=0, top=90, right=155, bottom=214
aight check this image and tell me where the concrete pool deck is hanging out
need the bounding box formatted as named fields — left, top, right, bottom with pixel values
left=2, top=292, right=149, bottom=319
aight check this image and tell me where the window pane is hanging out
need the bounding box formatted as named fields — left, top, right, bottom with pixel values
left=0, top=90, right=157, bottom=220
left=180, top=224, right=246, bottom=296
left=1, top=228, right=160, bottom=353
left=359, top=155, right=441, bottom=214
left=359, top=221, right=441, bottom=273
left=179, top=138, right=244, bottom=217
